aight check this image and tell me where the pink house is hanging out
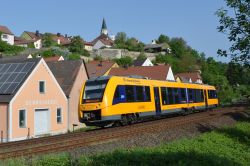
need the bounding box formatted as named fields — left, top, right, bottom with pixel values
left=47, top=60, right=89, bottom=131
left=0, top=58, right=68, bottom=142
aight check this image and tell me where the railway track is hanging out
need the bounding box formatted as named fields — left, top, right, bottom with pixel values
left=0, top=106, right=247, bottom=160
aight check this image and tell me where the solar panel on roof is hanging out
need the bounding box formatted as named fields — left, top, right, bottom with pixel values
left=0, top=62, right=35, bottom=95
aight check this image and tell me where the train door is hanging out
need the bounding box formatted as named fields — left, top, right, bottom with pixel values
left=154, top=87, right=161, bottom=115
left=204, top=90, right=208, bottom=108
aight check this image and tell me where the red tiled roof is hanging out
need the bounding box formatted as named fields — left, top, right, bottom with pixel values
left=86, top=60, right=116, bottom=78
left=14, top=36, right=38, bottom=45
left=84, top=41, right=93, bottom=46
left=0, top=25, right=13, bottom=35
left=175, top=72, right=202, bottom=83
left=92, top=34, right=113, bottom=46
left=51, top=35, right=71, bottom=45
left=108, top=65, right=171, bottom=80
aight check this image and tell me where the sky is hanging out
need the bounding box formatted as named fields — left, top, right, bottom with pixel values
left=1, top=0, right=232, bottom=62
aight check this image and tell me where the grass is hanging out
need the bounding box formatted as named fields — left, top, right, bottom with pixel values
left=1, top=120, right=250, bottom=166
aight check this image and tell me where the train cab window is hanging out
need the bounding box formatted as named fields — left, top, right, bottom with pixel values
left=136, top=86, right=144, bottom=102
left=125, top=85, right=135, bottom=102
left=161, top=87, right=167, bottom=105
left=208, top=90, right=217, bottom=99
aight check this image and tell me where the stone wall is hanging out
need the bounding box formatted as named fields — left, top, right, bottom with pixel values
left=90, top=48, right=158, bottom=60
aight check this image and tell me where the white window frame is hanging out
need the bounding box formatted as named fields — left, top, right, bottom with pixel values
left=19, top=109, right=27, bottom=128
left=2, top=34, right=8, bottom=39
left=56, top=108, right=63, bottom=124
left=39, top=80, right=46, bottom=94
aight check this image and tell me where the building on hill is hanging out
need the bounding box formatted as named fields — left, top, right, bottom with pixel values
left=133, top=58, right=154, bottom=66
left=84, top=41, right=93, bottom=51
left=47, top=60, right=89, bottom=131
left=0, top=58, right=68, bottom=142
left=20, top=31, right=71, bottom=47
left=108, top=64, right=175, bottom=81
left=0, top=25, right=14, bottom=45
left=92, top=18, right=114, bottom=50
left=86, top=60, right=119, bottom=78
left=14, top=36, right=42, bottom=49
left=175, top=71, right=203, bottom=84
left=144, top=42, right=171, bottom=53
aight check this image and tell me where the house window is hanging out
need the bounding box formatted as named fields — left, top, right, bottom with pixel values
left=19, top=110, right=26, bottom=128
left=2, top=34, right=8, bottom=39
left=57, top=108, right=62, bottom=123
left=39, top=81, right=45, bottom=93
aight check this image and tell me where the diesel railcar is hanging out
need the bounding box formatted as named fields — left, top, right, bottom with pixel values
left=79, top=76, right=218, bottom=126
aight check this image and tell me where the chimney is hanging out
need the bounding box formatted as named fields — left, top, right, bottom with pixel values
left=57, top=33, right=61, bottom=37
left=35, top=30, right=39, bottom=37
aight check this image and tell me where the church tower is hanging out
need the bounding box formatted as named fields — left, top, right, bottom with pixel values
left=101, top=18, right=108, bottom=35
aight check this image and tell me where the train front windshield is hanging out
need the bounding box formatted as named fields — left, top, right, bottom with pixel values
left=82, top=79, right=109, bottom=103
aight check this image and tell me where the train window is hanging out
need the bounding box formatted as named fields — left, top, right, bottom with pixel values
left=136, top=86, right=144, bottom=102
left=125, top=85, right=135, bottom=102
left=144, top=86, right=151, bottom=102
left=161, top=87, right=167, bottom=105
left=173, top=88, right=180, bottom=104
left=180, top=88, right=187, bottom=103
left=208, top=90, right=217, bottom=99
left=201, top=90, right=204, bottom=101
left=167, top=88, right=174, bottom=104
left=188, top=89, right=194, bottom=103
left=113, top=85, right=126, bottom=105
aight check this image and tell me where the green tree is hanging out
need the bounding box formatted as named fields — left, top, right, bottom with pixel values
left=69, top=36, right=85, bottom=55
left=42, top=33, right=56, bottom=47
left=114, top=32, right=127, bottom=48
left=156, top=34, right=170, bottom=44
left=216, top=0, right=250, bottom=64
left=169, top=38, right=187, bottom=58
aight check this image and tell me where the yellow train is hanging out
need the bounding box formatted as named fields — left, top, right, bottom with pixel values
left=79, top=76, right=218, bottom=126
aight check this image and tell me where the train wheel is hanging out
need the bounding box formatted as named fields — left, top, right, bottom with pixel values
left=121, top=115, right=128, bottom=126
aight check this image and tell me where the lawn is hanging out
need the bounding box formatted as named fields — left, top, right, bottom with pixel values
left=1, top=120, right=250, bottom=166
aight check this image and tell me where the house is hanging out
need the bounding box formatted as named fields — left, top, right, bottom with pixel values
left=133, top=58, right=154, bottom=66
left=175, top=72, right=203, bottom=84
left=0, top=25, right=14, bottom=45
left=20, top=31, right=71, bottom=47
left=0, top=58, right=68, bottom=142
left=44, top=55, right=64, bottom=62
left=84, top=41, right=93, bottom=51
left=50, top=33, right=71, bottom=46
left=47, top=60, right=89, bottom=131
left=14, top=37, right=42, bottom=49
left=92, top=18, right=114, bottom=49
left=86, top=60, right=119, bottom=78
left=108, top=64, right=175, bottom=81
left=20, top=31, right=42, bottom=49
left=144, top=42, right=171, bottom=53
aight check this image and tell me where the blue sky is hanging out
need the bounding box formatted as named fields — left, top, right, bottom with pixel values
left=1, top=0, right=231, bottom=62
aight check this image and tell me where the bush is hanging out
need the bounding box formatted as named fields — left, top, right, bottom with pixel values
left=115, top=56, right=133, bottom=67
left=0, top=41, right=25, bottom=55
left=68, top=53, right=81, bottom=60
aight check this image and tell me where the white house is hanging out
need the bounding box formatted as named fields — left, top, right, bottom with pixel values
left=0, top=25, right=14, bottom=45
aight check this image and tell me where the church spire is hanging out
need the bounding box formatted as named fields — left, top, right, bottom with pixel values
left=101, top=18, right=108, bottom=35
